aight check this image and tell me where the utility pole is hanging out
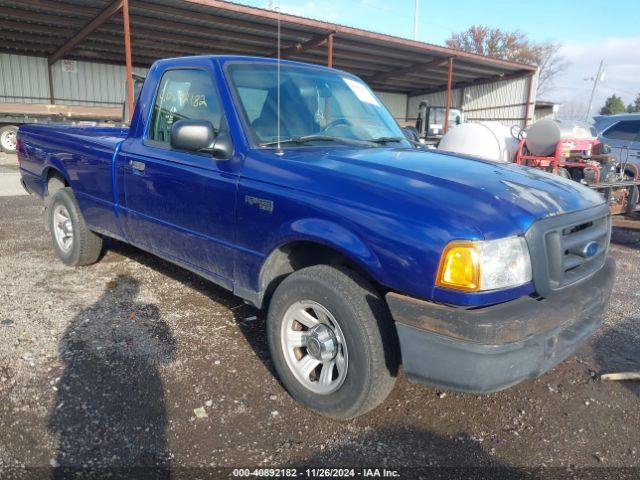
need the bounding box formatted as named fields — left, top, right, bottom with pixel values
left=413, top=0, right=419, bottom=40
left=585, top=59, right=605, bottom=120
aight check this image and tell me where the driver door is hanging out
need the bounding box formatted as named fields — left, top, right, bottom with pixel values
left=117, top=67, right=238, bottom=286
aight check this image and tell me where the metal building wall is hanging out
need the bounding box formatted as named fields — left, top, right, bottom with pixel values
left=51, top=59, right=148, bottom=107
left=374, top=91, right=408, bottom=120
left=0, top=54, right=147, bottom=107
left=2, top=53, right=534, bottom=126
left=0, top=54, right=409, bottom=118
left=0, top=54, right=49, bottom=104
left=406, top=74, right=538, bottom=128
left=534, top=105, right=558, bottom=122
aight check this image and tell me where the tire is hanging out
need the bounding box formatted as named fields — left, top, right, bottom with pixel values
left=0, top=125, right=18, bottom=154
left=48, top=187, right=103, bottom=266
left=557, top=167, right=572, bottom=180
left=267, top=265, right=398, bottom=419
left=626, top=186, right=639, bottom=213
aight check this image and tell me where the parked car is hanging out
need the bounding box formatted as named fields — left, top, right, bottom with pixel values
left=594, top=113, right=640, bottom=169
left=17, top=56, right=615, bottom=419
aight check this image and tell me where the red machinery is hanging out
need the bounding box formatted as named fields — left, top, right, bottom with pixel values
left=515, top=137, right=640, bottom=215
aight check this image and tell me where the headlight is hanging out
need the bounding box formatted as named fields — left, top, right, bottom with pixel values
left=436, top=236, right=532, bottom=292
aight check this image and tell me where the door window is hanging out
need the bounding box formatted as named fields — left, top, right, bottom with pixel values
left=602, top=120, right=640, bottom=142
left=149, top=69, right=223, bottom=144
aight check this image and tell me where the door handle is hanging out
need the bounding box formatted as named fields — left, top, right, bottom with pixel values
left=129, top=160, right=145, bottom=172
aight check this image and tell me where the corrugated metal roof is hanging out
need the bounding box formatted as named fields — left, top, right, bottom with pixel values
left=0, top=0, right=537, bottom=94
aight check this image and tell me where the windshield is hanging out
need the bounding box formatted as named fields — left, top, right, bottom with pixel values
left=226, top=62, right=410, bottom=148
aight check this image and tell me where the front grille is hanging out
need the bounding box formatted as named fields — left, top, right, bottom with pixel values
left=525, top=204, right=611, bottom=297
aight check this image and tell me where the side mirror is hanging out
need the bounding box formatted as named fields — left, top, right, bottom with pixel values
left=211, top=131, right=233, bottom=160
left=170, top=119, right=233, bottom=160
left=170, top=119, right=215, bottom=153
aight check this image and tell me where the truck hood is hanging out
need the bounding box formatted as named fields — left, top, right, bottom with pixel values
left=278, top=146, right=605, bottom=239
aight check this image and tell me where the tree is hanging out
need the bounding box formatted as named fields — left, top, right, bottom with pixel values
left=445, top=26, right=567, bottom=95
left=600, top=94, right=626, bottom=115
left=626, top=93, right=640, bottom=113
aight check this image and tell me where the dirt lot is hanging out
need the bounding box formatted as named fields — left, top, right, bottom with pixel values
left=0, top=154, right=26, bottom=197
left=0, top=193, right=639, bottom=479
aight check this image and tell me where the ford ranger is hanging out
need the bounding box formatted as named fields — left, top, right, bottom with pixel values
left=17, top=56, right=615, bottom=419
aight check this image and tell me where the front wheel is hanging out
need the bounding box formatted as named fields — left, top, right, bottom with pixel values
left=48, top=188, right=103, bottom=266
left=267, top=265, right=398, bottom=419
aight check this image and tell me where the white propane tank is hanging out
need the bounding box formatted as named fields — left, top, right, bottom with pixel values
left=438, top=122, right=519, bottom=162
left=525, top=119, right=596, bottom=156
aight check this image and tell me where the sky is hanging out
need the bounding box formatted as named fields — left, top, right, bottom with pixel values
left=236, top=0, right=640, bottom=116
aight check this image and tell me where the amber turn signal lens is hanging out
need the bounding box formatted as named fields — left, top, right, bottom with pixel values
left=436, top=241, right=480, bottom=291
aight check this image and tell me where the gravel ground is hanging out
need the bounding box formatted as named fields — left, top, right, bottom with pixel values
left=0, top=154, right=26, bottom=197
left=0, top=194, right=639, bottom=479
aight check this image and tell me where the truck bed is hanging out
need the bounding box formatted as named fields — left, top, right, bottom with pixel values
left=17, top=124, right=129, bottom=229
left=19, top=124, right=129, bottom=151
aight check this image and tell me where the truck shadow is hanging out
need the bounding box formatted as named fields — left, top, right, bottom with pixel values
left=284, top=426, right=537, bottom=479
left=47, top=274, right=175, bottom=478
left=102, top=239, right=241, bottom=309
left=105, top=239, right=277, bottom=377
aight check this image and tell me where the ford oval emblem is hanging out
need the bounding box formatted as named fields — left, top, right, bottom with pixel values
left=583, top=241, right=599, bottom=258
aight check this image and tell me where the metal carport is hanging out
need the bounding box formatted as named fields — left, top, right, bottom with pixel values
left=0, top=0, right=538, bottom=128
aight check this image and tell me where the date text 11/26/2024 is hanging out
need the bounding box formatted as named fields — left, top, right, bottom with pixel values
left=232, top=468, right=401, bottom=478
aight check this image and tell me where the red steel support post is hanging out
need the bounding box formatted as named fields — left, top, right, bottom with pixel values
left=123, top=0, right=134, bottom=121
left=444, top=57, right=453, bottom=133
left=327, top=33, right=334, bottom=68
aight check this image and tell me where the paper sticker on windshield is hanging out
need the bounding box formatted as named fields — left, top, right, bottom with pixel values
left=343, top=78, right=380, bottom=106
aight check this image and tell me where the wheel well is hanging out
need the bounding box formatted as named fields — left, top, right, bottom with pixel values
left=259, top=241, right=380, bottom=309
left=45, top=169, right=69, bottom=197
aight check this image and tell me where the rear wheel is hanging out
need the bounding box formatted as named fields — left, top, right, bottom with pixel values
left=48, top=188, right=103, bottom=266
left=267, top=265, right=398, bottom=419
left=0, top=125, right=18, bottom=154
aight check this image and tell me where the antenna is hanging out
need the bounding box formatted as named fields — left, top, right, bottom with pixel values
left=274, top=3, right=284, bottom=156
left=413, top=0, right=419, bottom=40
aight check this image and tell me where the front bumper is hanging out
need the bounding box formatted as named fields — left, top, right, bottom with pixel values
left=386, top=258, right=616, bottom=393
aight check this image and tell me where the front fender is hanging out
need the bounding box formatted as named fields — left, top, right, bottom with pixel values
left=240, top=218, right=383, bottom=308
left=280, top=217, right=382, bottom=274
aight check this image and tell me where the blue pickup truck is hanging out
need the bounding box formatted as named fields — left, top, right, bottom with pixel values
left=17, top=55, right=615, bottom=419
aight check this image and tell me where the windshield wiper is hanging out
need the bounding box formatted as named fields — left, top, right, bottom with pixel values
left=368, top=136, right=406, bottom=145
left=260, top=135, right=374, bottom=148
